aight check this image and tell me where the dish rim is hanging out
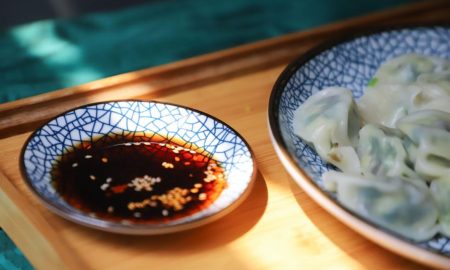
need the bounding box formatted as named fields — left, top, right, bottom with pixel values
left=267, top=24, right=450, bottom=268
left=20, top=99, right=257, bottom=235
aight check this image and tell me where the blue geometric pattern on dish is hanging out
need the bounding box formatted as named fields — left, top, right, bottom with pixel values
left=21, top=100, right=254, bottom=232
left=276, top=27, right=450, bottom=254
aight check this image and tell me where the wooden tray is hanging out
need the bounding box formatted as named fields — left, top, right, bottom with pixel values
left=1, top=1, right=450, bottom=269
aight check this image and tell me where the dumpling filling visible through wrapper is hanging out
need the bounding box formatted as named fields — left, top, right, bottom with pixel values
left=293, top=87, right=362, bottom=174
left=396, top=110, right=450, bottom=180
left=323, top=171, right=439, bottom=242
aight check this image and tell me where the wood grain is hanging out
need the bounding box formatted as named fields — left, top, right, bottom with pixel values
left=1, top=1, right=450, bottom=269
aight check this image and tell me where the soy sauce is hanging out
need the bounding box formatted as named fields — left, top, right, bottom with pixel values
left=51, top=134, right=227, bottom=223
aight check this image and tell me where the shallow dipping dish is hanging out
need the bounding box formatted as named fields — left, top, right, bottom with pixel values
left=21, top=100, right=256, bottom=234
left=268, top=26, right=450, bottom=268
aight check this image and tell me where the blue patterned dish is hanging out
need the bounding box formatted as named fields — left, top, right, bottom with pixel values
left=21, top=100, right=256, bottom=234
left=268, top=26, right=450, bottom=268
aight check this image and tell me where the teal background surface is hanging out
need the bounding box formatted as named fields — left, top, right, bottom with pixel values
left=0, top=0, right=415, bottom=103
left=0, top=0, right=414, bottom=269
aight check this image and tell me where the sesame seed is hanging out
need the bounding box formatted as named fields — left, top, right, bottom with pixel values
left=101, top=157, right=108, bottom=163
left=199, top=193, right=207, bottom=200
left=106, top=177, right=112, bottom=183
left=162, top=209, right=169, bottom=216
left=134, top=212, right=142, bottom=218
left=89, top=175, right=96, bottom=181
left=72, top=163, right=78, bottom=168
left=190, top=188, right=199, bottom=193
left=107, top=206, right=114, bottom=213
left=162, top=162, right=174, bottom=169
left=128, top=175, right=159, bottom=191
left=194, top=183, right=202, bottom=188
left=100, top=184, right=109, bottom=190
left=85, top=155, right=93, bottom=159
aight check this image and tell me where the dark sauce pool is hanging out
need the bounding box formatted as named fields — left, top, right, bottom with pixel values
left=51, top=134, right=227, bottom=223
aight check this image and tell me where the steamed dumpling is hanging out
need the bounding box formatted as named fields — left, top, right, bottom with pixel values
left=358, top=82, right=450, bottom=128
left=417, top=72, right=450, bottom=93
left=293, top=87, right=362, bottom=173
left=372, top=53, right=450, bottom=85
left=358, top=125, right=417, bottom=179
left=402, top=136, right=418, bottom=165
left=396, top=110, right=450, bottom=179
left=409, top=78, right=450, bottom=114
left=430, top=176, right=450, bottom=237
left=358, top=83, right=418, bottom=128
left=323, top=170, right=439, bottom=241
left=358, top=54, right=450, bottom=127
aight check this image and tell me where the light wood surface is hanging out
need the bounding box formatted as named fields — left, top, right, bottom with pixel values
left=1, top=1, right=450, bottom=269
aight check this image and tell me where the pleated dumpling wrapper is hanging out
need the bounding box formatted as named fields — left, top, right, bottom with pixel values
left=430, top=176, right=450, bottom=237
left=358, top=54, right=450, bottom=128
left=358, top=124, right=418, bottom=180
left=323, top=170, right=439, bottom=242
left=396, top=110, right=450, bottom=180
left=293, top=87, right=362, bottom=174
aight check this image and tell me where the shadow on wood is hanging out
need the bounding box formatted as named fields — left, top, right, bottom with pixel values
left=287, top=176, right=428, bottom=270
left=73, top=170, right=268, bottom=255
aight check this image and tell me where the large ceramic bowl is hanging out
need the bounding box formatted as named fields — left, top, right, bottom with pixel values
left=268, top=26, right=450, bottom=268
left=21, top=100, right=256, bottom=234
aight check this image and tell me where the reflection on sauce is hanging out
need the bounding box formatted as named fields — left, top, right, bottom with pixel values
left=51, top=135, right=227, bottom=223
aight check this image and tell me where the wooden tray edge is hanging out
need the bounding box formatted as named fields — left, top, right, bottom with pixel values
left=0, top=170, right=90, bottom=270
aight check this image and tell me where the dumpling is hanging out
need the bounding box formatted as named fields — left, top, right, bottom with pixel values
left=417, top=72, right=450, bottom=94
left=293, top=87, right=362, bottom=173
left=430, top=176, right=450, bottom=237
left=358, top=54, right=450, bottom=127
left=323, top=170, right=439, bottom=241
left=372, top=53, right=450, bottom=85
left=357, top=124, right=417, bottom=179
left=358, top=83, right=450, bottom=127
left=410, top=74, right=450, bottom=114
left=358, top=83, right=418, bottom=128
left=402, top=136, right=418, bottom=165
left=293, top=54, right=450, bottom=242
left=396, top=110, right=450, bottom=179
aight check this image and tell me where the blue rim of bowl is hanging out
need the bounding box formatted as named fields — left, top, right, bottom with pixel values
left=20, top=99, right=257, bottom=234
left=268, top=24, right=450, bottom=260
